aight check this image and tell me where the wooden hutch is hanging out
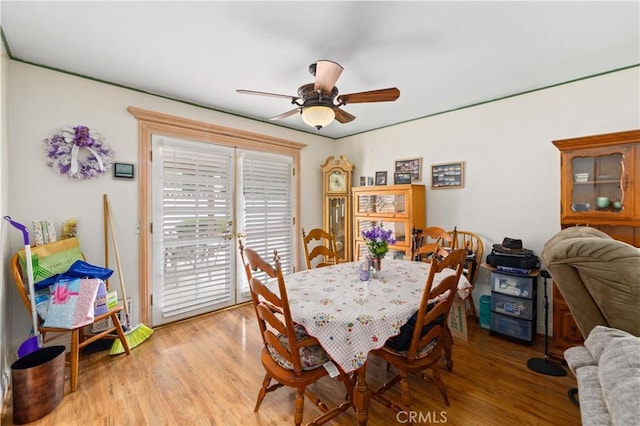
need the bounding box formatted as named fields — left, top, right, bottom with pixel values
left=550, top=129, right=640, bottom=361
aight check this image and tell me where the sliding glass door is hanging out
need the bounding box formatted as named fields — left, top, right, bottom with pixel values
left=151, top=136, right=294, bottom=325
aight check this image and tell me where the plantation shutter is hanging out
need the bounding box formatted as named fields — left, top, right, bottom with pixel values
left=238, top=150, right=294, bottom=296
left=152, top=136, right=235, bottom=324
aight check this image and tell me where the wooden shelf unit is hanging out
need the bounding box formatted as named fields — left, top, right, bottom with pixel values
left=352, top=184, right=426, bottom=260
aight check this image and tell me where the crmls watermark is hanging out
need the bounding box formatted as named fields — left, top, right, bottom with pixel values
left=396, top=410, right=448, bottom=424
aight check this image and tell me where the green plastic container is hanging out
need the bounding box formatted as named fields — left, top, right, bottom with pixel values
left=479, top=295, right=491, bottom=329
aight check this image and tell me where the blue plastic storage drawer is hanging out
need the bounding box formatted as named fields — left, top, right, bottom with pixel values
left=490, top=312, right=534, bottom=342
left=491, top=292, right=534, bottom=320
left=491, top=271, right=535, bottom=298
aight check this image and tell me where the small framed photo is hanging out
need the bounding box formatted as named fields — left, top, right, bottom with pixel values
left=394, top=172, right=412, bottom=185
left=360, top=176, right=367, bottom=186
left=367, top=176, right=374, bottom=186
left=431, top=161, right=464, bottom=189
left=375, top=171, right=387, bottom=185
left=395, top=158, right=422, bottom=182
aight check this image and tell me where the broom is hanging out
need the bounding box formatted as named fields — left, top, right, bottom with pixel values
left=103, top=194, right=153, bottom=355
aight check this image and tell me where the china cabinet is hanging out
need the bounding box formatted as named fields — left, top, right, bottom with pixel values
left=550, top=129, right=640, bottom=361
left=321, top=156, right=354, bottom=262
left=352, top=184, right=426, bottom=260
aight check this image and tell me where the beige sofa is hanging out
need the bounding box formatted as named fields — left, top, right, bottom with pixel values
left=541, top=226, right=640, bottom=425
left=563, top=326, right=640, bottom=426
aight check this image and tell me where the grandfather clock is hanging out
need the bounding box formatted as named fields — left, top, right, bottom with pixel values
left=321, top=155, right=354, bottom=262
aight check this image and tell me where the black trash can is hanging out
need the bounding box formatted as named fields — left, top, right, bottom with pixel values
left=11, top=345, right=66, bottom=424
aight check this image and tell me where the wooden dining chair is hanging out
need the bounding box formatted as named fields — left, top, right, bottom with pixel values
left=243, top=248, right=353, bottom=426
left=370, top=249, right=466, bottom=416
left=10, top=239, right=130, bottom=393
left=302, top=227, right=339, bottom=269
left=411, top=226, right=454, bottom=263
left=442, top=228, right=484, bottom=318
left=239, top=240, right=278, bottom=319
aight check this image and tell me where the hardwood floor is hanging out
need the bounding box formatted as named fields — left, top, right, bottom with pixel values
left=1, top=303, right=581, bottom=425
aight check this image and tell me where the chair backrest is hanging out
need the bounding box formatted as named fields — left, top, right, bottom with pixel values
left=302, top=228, right=338, bottom=269
left=238, top=240, right=277, bottom=313
left=445, top=228, right=484, bottom=285
left=10, top=254, right=36, bottom=317
left=411, top=226, right=453, bottom=262
left=238, top=240, right=277, bottom=282
left=407, top=248, right=466, bottom=359
left=249, top=250, right=310, bottom=375
left=10, top=237, right=86, bottom=318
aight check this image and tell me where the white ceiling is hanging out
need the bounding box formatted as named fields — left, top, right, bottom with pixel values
left=1, top=1, right=638, bottom=139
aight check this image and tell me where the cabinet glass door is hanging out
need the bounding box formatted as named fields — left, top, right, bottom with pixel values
left=355, top=218, right=411, bottom=260
left=355, top=193, right=408, bottom=217
left=354, top=241, right=410, bottom=261
left=570, top=152, right=626, bottom=214
left=327, top=196, right=347, bottom=260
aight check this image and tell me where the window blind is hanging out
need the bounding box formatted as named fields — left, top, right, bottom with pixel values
left=155, top=138, right=235, bottom=320
left=239, top=151, right=294, bottom=294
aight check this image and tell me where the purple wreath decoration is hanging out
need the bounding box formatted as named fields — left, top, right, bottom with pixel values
left=43, top=125, right=115, bottom=179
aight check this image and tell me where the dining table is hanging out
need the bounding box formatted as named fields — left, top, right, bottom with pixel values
left=271, top=258, right=471, bottom=425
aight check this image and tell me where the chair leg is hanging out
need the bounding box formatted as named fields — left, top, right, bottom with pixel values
left=442, top=327, right=454, bottom=371
left=254, top=373, right=272, bottom=412
left=111, top=312, right=131, bottom=355
left=466, top=296, right=477, bottom=318
left=294, top=387, right=305, bottom=426
left=69, top=329, right=80, bottom=392
left=399, top=370, right=411, bottom=415
left=431, top=368, right=450, bottom=406
left=304, top=388, right=329, bottom=412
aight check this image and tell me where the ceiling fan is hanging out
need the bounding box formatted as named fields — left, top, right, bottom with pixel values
left=236, top=60, right=400, bottom=130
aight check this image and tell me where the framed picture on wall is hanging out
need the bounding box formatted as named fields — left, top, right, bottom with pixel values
left=367, top=176, right=374, bottom=186
left=431, top=161, right=464, bottom=189
left=394, top=172, right=412, bottom=185
left=395, top=158, right=422, bottom=182
left=375, top=171, right=387, bottom=185
left=360, top=176, right=367, bottom=186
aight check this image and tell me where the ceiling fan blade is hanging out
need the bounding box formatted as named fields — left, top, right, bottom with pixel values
left=270, top=108, right=301, bottom=121
left=334, top=107, right=356, bottom=124
left=236, top=89, right=298, bottom=102
left=313, top=60, right=344, bottom=94
left=337, top=87, right=400, bottom=105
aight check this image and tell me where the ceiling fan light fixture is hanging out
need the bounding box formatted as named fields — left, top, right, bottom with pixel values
left=301, top=105, right=335, bottom=130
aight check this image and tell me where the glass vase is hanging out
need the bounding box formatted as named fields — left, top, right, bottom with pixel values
left=368, top=256, right=382, bottom=279
left=371, top=256, right=382, bottom=272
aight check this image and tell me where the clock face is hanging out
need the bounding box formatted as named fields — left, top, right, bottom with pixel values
left=329, top=170, right=346, bottom=192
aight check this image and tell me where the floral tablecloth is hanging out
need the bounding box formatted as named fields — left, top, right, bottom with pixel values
left=272, top=259, right=471, bottom=373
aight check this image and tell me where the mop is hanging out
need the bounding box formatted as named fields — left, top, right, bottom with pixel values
left=103, top=195, right=153, bottom=355
left=4, top=216, right=42, bottom=357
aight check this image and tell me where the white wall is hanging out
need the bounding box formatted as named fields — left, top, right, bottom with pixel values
left=339, top=67, right=640, bottom=329
left=0, top=23, right=12, bottom=403
left=4, top=61, right=639, bottom=350
left=5, top=62, right=335, bottom=350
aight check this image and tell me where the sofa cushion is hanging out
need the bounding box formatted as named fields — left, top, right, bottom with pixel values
left=574, top=365, right=612, bottom=426
left=267, top=323, right=329, bottom=371
left=598, top=333, right=640, bottom=426
left=565, top=345, right=596, bottom=367
left=584, top=325, right=634, bottom=361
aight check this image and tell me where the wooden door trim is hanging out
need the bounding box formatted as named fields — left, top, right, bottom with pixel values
left=128, top=106, right=306, bottom=325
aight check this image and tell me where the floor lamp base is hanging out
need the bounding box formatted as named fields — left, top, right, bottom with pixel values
left=527, top=357, right=567, bottom=376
